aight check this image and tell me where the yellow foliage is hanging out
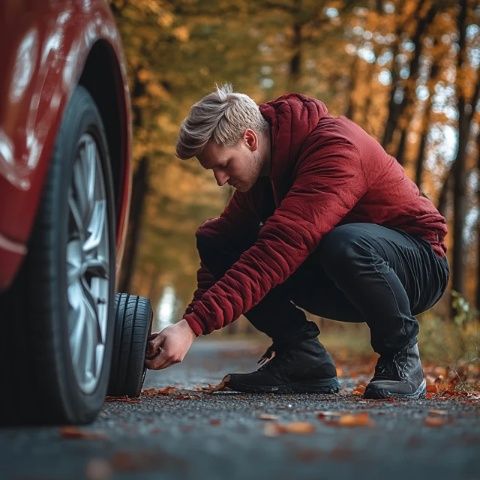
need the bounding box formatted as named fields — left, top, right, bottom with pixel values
left=157, top=11, right=175, bottom=28
left=173, top=26, right=190, bottom=42
left=137, top=68, right=154, bottom=82
left=146, top=81, right=170, bottom=99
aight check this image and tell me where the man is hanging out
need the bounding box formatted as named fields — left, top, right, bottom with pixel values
left=145, top=84, right=449, bottom=399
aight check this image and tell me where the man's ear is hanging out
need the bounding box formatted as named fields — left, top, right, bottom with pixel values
left=243, top=129, right=258, bottom=151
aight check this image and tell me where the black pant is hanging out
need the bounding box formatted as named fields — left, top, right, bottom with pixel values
left=197, top=223, right=449, bottom=355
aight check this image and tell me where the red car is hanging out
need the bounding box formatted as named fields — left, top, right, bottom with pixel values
left=0, top=0, right=151, bottom=425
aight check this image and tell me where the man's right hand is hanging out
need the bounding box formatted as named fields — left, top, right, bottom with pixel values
left=145, top=319, right=197, bottom=370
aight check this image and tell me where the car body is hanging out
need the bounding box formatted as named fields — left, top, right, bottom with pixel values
left=0, top=0, right=132, bottom=292
left=0, top=0, right=135, bottom=425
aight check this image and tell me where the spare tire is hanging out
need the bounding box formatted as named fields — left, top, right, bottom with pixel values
left=108, top=293, right=153, bottom=397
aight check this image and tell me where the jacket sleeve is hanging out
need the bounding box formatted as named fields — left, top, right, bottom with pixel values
left=183, top=190, right=261, bottom=322
left=183, top=140, right=368, bottom=335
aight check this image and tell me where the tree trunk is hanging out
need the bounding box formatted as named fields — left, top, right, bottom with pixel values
left=451, top=0, right=469, bottom=300
left=117, top=65, right=150, bottom=292
left=395, top=127, right=408, bottom=166
left=393, top=2, right=438, bottom=163
left=437, top=170, right=452, bottom=217
left=476, top=128, right=480, bottom=312
left=383, top=0, right=439, bottom=156
left=414, top=102, right=432, bottom=188
left=118, top=156, right=149, bottom=293
left=414, top=50, right=439, bottom=188
left=345, top=54, right=361, bottom=121
left=287, top=11, right=303, bottom=91
left=359, top=0, right=384, bottom=128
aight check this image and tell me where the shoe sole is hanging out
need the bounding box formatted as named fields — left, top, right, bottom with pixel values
left=363, top=379, right=427, bottom=400
left=227, top=377, right=340, bottom=394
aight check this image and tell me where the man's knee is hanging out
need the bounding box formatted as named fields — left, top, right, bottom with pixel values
left=317, top=224, right=373, bottom=273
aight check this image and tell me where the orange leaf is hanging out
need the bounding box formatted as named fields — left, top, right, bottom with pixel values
left=424, top=416, right=449, bottom=427
left=142, top=386, right=179, bottom=397
left=337, top=413, right=373, bottom=427
left=199, top=375, right=231, bottom=393
left=428, top=409, right=448, bottom=416
left=316, top=411, right=342, bottom=419
left=258, top=413, right=279, bottom=421
left=322, top=412, right=374, bottom=427
left=209, top=419, right=221, bottom=426
left=105, top=395, right=140, bottom=403
left=264, top=422, right=315, bottom=436
left=59, top=426, right=108, bottom=440
left=352, top=384, right=366, bottom=395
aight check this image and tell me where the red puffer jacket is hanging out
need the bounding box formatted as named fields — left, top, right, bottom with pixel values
left=183, top=94, right=448, bottom=336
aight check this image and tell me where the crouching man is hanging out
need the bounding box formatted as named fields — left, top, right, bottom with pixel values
left=145, top=84, right=449, bottom=399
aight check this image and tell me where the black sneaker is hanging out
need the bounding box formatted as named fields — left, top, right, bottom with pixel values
left=364, top=343, right=426, bottom=399
left=225, top=338, right=339, bottom=393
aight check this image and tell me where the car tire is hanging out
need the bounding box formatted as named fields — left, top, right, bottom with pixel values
left=108, top=294, right=153, bottom=397
left=0, top=86, right=116, bottom=425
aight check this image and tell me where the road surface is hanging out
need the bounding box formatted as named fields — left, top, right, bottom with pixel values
left=0, top=339, right=478, bottom=480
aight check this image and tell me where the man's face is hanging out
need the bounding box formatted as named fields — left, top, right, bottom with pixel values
left=197, top=133, right=265, bottom=192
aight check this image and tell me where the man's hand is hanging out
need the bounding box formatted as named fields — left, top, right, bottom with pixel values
left=145, top=319, right=197, bottom=370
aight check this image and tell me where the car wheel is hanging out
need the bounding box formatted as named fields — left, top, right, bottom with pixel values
left=0, top=86, right=116, bottom=425
left=108, top=294, right=153, bottom=398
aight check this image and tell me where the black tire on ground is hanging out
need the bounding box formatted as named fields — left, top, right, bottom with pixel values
left=0, top=86, right=116, bottom=425
left=108, top=294, right=153, bottom=397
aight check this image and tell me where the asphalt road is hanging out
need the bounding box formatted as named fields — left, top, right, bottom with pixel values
left=0, top=339, right=479, bottom=480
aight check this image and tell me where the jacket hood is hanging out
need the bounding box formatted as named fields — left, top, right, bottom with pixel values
left=259, top=93, right=329, bottom=204
left=259, top=93, right=329, bottom=181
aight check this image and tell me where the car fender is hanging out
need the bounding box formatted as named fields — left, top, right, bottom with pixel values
left=0, top=0, right=131, bottom=291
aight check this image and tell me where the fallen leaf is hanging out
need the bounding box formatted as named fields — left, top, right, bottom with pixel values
left=352, top=384, right=366, bottom=396
left=428, top=409, right=449, bottom=416
left=209, top=419, right=221, bottom=426
left=264, top=421, right=315, bottom=436
left=59, top=426, right=108, bottom=441
left=257, top=413, right=279, bottom=421
left=321, top=412, right=374, bottom=427
left=316, top=411, right=342, bottom=419
left=199, top=375, right=231, bottom=393
left=424, top=415, right=450, bottom=427
left=105, top=395, right=140, bottom=403
left=337, top=413, right=373, bottom=427
left=142, top=386, right=180, bottom=397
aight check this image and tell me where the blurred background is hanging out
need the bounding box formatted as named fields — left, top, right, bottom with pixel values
left=110, top=0, right=479, bottom=365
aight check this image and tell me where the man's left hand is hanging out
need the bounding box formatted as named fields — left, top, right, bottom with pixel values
left=145, top=319, right=197, bottom=370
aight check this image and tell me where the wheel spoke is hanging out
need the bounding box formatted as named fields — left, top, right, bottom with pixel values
left=72, top=148, right=90, bottom=223
left=65, top=132, right=110, bottom=394
left=66, top=238, right=83, bottom=283
left=68, top=282, right=87, bottom=367
left=84, top=200, right=106, bottom=253
left=68, top=191, right=85, bottom=240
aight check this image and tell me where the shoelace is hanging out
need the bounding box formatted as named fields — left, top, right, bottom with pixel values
left=257, top=344, right=276, bottom=367
left=375, top=351, right=407, bottom=380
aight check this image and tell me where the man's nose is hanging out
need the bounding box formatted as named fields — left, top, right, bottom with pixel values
left=214, top=170, right=229, bottom=186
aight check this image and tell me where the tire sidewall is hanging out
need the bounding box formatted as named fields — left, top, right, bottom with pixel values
left=38, top=86, right=116, bottom=423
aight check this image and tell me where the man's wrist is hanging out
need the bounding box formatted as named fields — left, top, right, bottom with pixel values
left=179, top=318, right=198, bottom=339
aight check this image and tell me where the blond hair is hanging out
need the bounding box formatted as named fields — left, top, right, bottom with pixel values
left=176, top=84, right=269, bottom=159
